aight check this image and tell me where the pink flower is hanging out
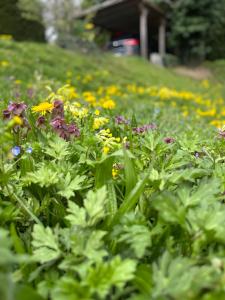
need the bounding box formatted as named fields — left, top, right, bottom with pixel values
left=164, top=137, right=175, bottom=144
left=52, top=100, right=64, bottom=118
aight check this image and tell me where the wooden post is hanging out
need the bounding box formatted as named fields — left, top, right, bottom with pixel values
left=159, top=18, right=166, bottom=57
left=139, top=4, right=149, bottom=59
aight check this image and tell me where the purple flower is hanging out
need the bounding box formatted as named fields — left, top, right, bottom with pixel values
left=36, top=116, right=46, bottom=128
left=50, top=117, right=80, bottom=141
left=219, top=130, right=225, bottom=138
left=51, top=117, right=66, bottom=130
left=133, top=123, right=157, bottom=134
left=2, top=102, right=30, bottom=134
left=52, top=100, right=64, bottom=118
left=164, top=137, right=175, bottom=144
left=115, top=115, right=130, bottom=125
left=67, top=124, right=80, bottom=137
left=7, top=102, right=27, bottom=116
left=2, top=109, right=11, bottom=119
left=11, top=146, right=21, bottom=156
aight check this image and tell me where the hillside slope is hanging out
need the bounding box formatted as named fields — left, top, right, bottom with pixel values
left=0, top=41, right=209, bottom=97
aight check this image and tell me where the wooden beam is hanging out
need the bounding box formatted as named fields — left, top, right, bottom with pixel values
left=159, top=18, right=166, bottom=57
left=139, top=4, right=149, bottom=59
left=74, top=0, right=165, bottom=19
left=143, top=0, right=165, bottom=16
left=74, top=0, right=126, bottom=18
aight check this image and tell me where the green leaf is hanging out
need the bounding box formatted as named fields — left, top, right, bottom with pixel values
left=133, top=264, right=152, bottom=295
left=124, top=150, right=138, bottom=198
left=45, top=136, right=70, bottom=160
left=152, top=252, right=218, bottom=299
left=57, top=173, right=86, bottom=199
left=153, top=192, right=186, bottom=226
left=86, top=256, right=137, bottom=298
left=168, top=168, right=210, bottom=184
left=65, top=201, right=86, bottom=227
left=178, top=178, right=220, bottom=208
left=32, top=224, right=61, bottom=263
left=105, top=182, right=118, bottom=224
left=15, top=285, right=45, bottom=300
left=66, top=186, right=107, bottom=227
left=111, top=174, right=149, bottom=226
left=51, top=277, right=91, bottom=300
left=112, top=213, right=151, bottom=258
left=10, top=223, right=25, bottom=254
left=95, top=157, right=114, bottom=188
left=23, top=163, right=59, bottom=188
left=84, top=186, right=107, bottom=226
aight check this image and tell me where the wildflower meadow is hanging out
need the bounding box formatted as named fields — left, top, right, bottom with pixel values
left=2, top=40, right=225, bottom=300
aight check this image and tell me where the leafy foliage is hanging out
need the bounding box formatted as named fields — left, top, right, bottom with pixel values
left=32, top=225, right=61, bottom=263
left=154, top=0, right=225, bottom=61
left=1, top=40, right=225, bottom=300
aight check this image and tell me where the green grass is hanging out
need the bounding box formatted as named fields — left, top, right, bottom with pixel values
left=206, top=60, right=225, bottom=85
left=0, top=40, right=211, bottom=97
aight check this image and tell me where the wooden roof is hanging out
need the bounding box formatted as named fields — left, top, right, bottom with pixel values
left=75, top=0, right=165, bottom=33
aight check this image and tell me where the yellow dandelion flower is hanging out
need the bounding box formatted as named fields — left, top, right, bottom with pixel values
left=32, top=102, right=54, bottom=115
left=210, top=120, right=225, bottom=128
left=15, top=80, right=22, bottom=85
left=101, top=99, right=116, bottom=109
left=82, top=74, right=93, bottom=83
left=83, top=92, right=96, bottom=102
left=196, top=108, right=216, bottom=117
left=85, top=23, right=94, bottom=30
left=95, top=109, right=100, bottom=116
left=1, top=60, right=10, bottom=67
left=13, top=116, right=23, bottom=125
left=182, top=111, right=189, bottom=117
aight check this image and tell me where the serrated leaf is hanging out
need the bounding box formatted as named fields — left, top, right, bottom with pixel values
left=45, top=136, right=70, bottom=160
left=32, top=224, right=61, bottom=263
left=22, top=164, right=59, bottom=187
left=152, top=252, right=217, bottom=299
left=84, top=186, right=107, bottom=226
left=51, top=277, right=91, bottom=300
left=112, top=213, right=151, bottom=258
left=65, top=201, right=86, bottom=227
left=58, top=173, right=86, bottom=199
left=86, top=256, right=137, bottom=298
left=153, top=192, right=186, bottom=226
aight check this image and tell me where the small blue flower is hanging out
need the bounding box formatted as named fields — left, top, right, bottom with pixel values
left=154, top=108, right=160, bottom=115
left=11, top=146, right=21, bottom=157
left=26, top=147, right=33, bottom=154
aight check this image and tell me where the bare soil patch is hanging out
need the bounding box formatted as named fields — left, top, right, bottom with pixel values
left=174, top=66, right=212, bottom=80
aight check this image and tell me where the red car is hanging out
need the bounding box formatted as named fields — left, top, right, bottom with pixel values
left=109, top=33, right=140, bottom=56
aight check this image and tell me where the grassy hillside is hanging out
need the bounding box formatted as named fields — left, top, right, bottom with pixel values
left=206, top=60, right=225, bottom=85
left=0, top=40, right=210, bottom=97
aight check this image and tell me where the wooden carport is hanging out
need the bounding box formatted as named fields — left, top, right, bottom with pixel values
left=75, top=0, right=166, bottom=59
